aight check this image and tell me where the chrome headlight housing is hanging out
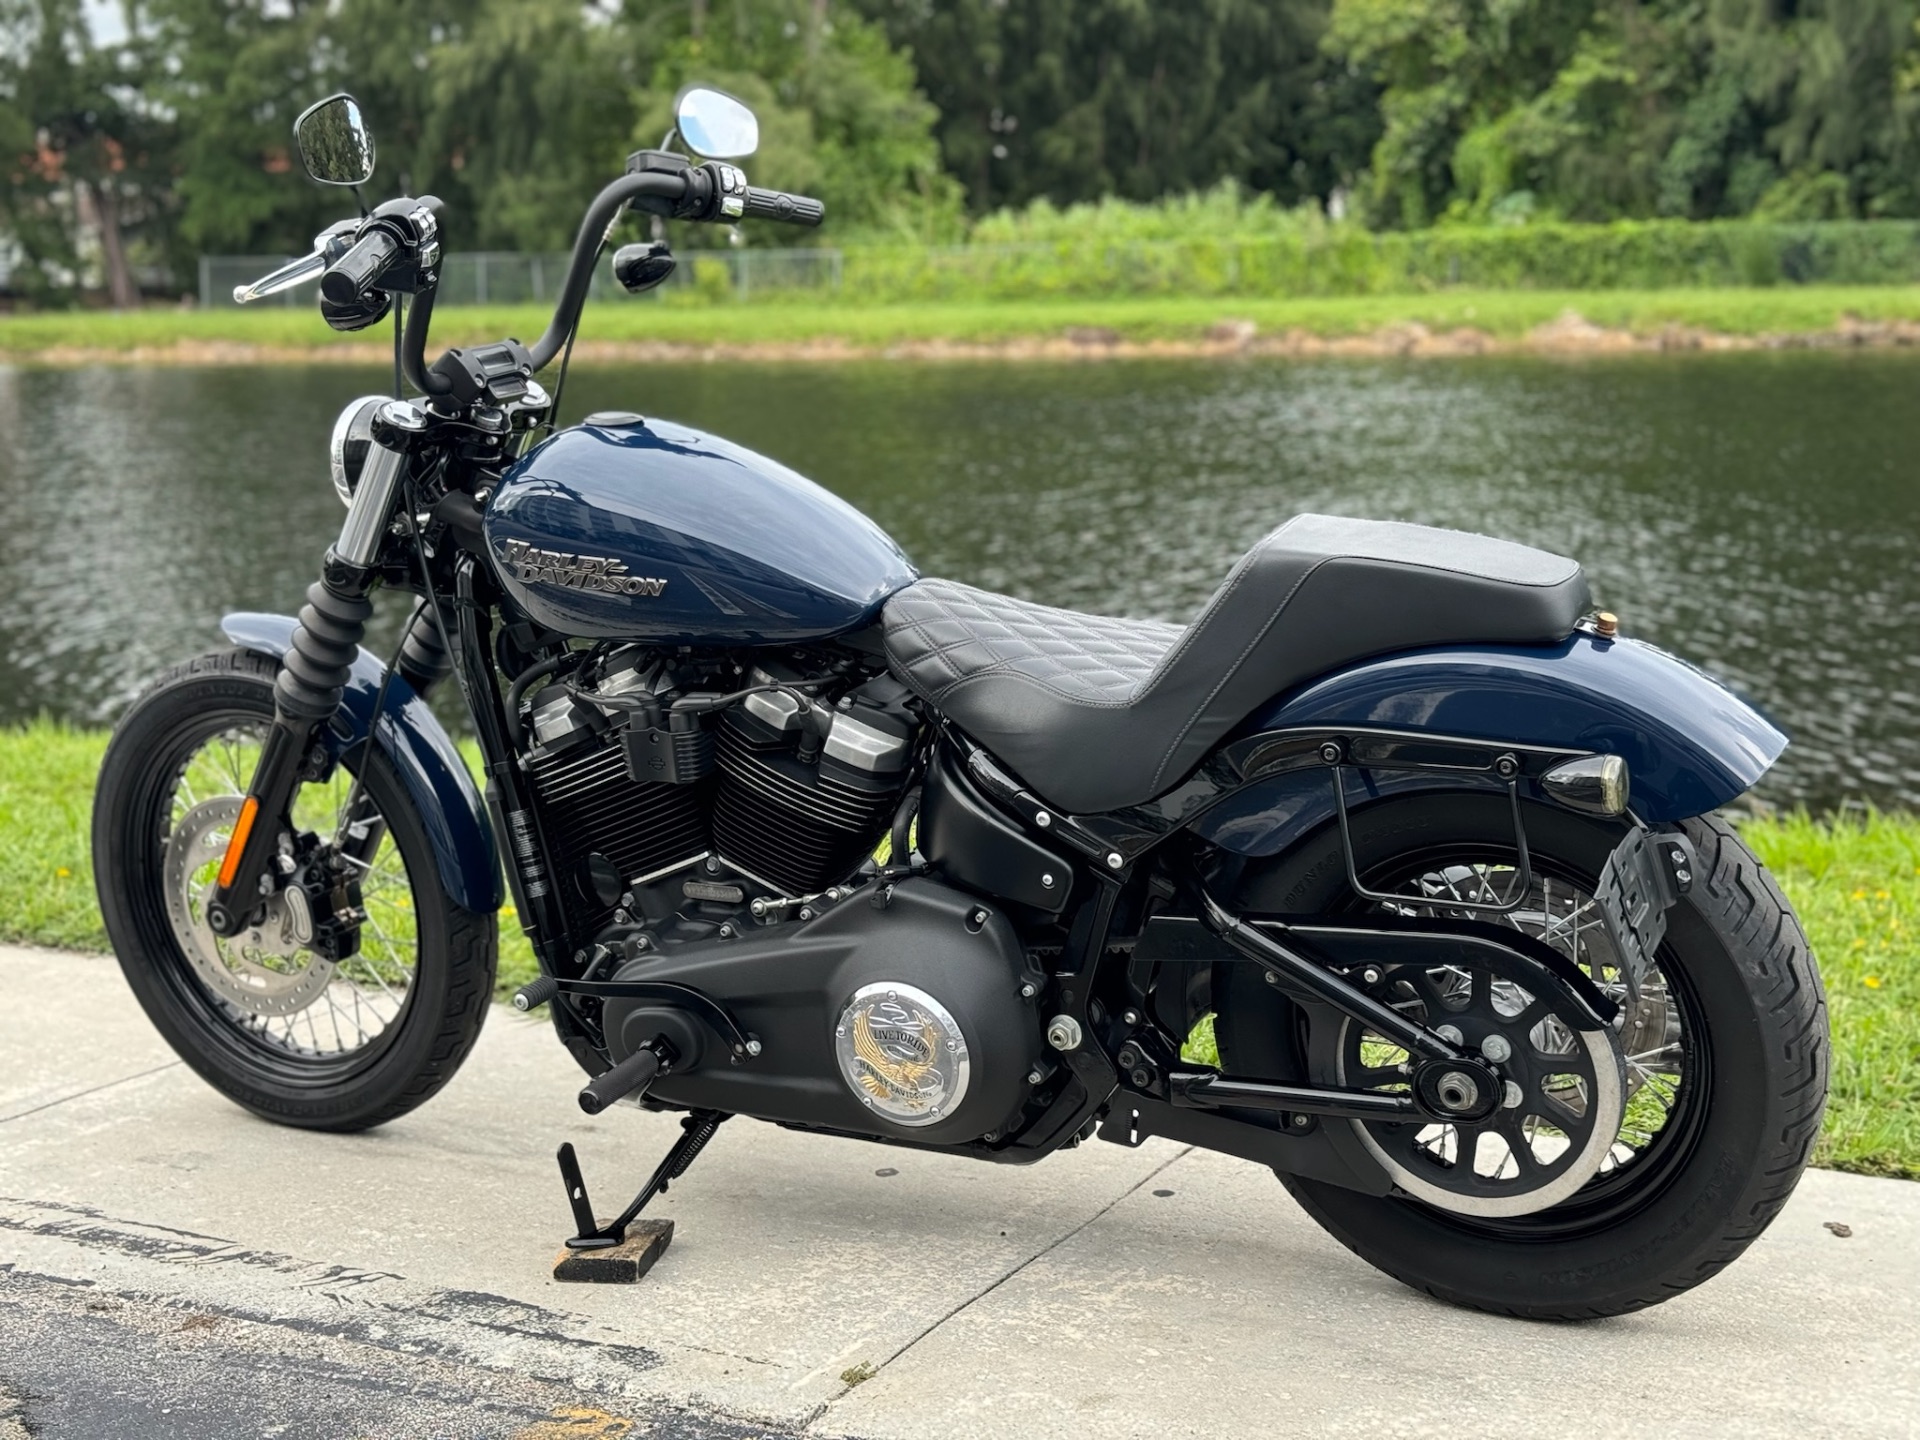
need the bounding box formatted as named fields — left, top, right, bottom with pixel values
left=329, top=394, right=392, bottom=508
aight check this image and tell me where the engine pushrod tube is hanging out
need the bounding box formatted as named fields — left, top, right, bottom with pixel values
left=1197, top=892, right=1467, bottom=1064
left=1169, top=1071, right=1418, bottom=1121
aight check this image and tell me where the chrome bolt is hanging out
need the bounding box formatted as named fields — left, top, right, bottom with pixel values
left=705, top=857, right=721, bottom=874
left=1264, top=971, right=1279, bottom=986
left=1040, top=873, right=1056, bottom=889
left=799, top=907, right=814, bottom=921
left=1435, top=1024, right=1465, bottom=1046
left=1045, top=1015, right=1084, bottom=1052
left=1106, top=853, right=1124, bottom=870
left=1123, top=1009, right=1140, bottom=1025
left=1481, top=1034, right=1513, bottom=1064
left=718, top=923, right=735, bottom=938
left=1318, top=741, right=1342, bottom=765
left=572, top=949, right=587, bottom=965
left=750, top=898, right=768, bottom=917
left=1027, top=1068, right=1046, bottom=1085
left=620, top=891, right=636, bottom=908
left=1503, top=1080, right=1524, bottom=1110
left=1360, top=965, right=1383, bottom=985
left=1019, top=981, right=1038, bottom=998
left=1035, top=811, right=1052, bottom=828
left=1495, top=753, right=1519, bottom=779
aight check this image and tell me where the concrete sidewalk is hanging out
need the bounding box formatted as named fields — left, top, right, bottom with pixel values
left=1, top=944, right=1915, bottom=1439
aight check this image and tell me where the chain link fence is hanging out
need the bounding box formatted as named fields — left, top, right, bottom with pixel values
left=199, top=248, right=846, bottom=309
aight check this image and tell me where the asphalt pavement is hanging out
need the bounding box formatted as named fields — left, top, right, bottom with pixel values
left=2, top=944, right=1915, bottom=1439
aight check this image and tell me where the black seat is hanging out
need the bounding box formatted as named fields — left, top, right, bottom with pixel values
left=882, top=514, right=1590, bottom=815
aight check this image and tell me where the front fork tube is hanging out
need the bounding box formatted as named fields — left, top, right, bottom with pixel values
left=207, top=420, right=420, bottom=936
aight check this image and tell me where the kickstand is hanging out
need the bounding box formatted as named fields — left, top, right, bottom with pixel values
left=558, top=1109, right=729, bottom=1250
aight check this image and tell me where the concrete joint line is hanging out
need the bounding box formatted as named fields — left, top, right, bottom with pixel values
left=0, top=1060, right=182, bottom=1127
left=803, top=1145, right=1195, bottom=1429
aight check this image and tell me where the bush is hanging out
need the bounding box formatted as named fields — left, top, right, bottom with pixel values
left=807, top=211, right=1920, bottom=305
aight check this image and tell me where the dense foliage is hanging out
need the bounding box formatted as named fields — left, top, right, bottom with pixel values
left=10, top=0, right=1920, bottom=302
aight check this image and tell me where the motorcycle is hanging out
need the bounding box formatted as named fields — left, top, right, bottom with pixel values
left=92, top=88, right=1828, bottom=1321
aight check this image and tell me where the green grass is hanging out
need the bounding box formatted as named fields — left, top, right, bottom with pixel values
left=4, top=718, right=1912, bottom=1176
left=9, top=285, right=1920, bottom=359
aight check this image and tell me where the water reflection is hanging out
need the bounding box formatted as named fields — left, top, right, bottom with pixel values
left=2, top=352, right=1914, bottom=813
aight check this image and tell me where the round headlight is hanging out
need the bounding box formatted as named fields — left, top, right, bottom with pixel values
left=329, top=394, right=392, bottom=508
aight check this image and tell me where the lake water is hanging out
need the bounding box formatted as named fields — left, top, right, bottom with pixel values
left=3, top=352, right=1916, bottom=814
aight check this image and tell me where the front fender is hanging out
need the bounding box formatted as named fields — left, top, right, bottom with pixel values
left=1191, top=633, right=1785, bottom=857
left=221, top=612, right=501, bottom=914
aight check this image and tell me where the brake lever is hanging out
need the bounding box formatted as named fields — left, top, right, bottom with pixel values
left=232, top=220, right=360, bottom=304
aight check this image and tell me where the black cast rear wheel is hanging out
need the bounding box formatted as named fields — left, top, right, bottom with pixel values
left=1215, top=793, right=1828, bottom=1319
left=93, top=648, right=497, bottom=1131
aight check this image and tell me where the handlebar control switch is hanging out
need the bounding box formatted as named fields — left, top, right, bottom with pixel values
left=612, top=241, right=677, bottom=295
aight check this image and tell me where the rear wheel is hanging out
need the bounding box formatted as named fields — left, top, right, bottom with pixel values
left=93, top=648, right=496, bottom=1131
left=1216, top=793, right=1828, bottom=1319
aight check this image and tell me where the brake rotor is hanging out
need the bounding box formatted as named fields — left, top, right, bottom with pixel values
left=1315, top=943, right=1627, bottom=1219
left=163, top=796, right=335, bottom=1017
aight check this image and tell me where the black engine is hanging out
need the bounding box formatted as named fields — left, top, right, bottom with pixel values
left=519, top=648, right=919, bottom=937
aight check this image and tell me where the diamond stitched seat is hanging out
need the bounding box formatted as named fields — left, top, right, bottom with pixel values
left=883, top=514, right=1590, bottom=815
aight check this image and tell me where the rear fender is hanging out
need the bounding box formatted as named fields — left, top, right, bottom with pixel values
left=1190, top=633, right=1785, bottom=858
left=221, top=612, right=501, bottom=913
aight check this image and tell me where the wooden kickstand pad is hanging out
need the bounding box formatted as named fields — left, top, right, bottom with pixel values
left=551, top=1219, right=674, bottom=1283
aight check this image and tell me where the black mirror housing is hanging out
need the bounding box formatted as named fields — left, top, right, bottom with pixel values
left=295, top=94, right=376, bottom=186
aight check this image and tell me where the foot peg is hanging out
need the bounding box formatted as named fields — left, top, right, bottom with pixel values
left=577, top=1038, right=674, bottom=1115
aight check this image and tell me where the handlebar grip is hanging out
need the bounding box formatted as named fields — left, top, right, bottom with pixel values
left=320, top=228, right=401, bottom=304
left=742, top=186, right=825, bottom=227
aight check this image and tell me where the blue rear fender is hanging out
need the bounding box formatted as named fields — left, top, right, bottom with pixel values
left=1191, top=632, right=1786, bottom=858
left=221, top=613, right=501, bottom=914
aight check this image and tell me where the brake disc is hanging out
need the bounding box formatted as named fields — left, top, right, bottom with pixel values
left=163, top=796, right=335, bottom=1017
left=1314, top=942, right=1628, bottom=1219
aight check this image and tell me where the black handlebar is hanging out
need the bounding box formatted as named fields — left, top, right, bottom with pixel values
left=321, top=228, right=401, bottom=304
left=397, top=163, right=827, bottom=396
left=742, top=186, right=825, bottom=227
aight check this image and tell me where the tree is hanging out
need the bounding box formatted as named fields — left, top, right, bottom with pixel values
left=628, top=0, right=963, bottom=241
left=850, top=0, right=1375, bottom=215
left=0, top=0, right=170, bottom=306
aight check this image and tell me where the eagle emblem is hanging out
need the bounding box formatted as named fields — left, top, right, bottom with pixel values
left=834, top=984, right=971, bottom=1128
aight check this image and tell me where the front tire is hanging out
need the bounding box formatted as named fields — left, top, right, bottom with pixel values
left=1218, top=795, right=1828, bottom=1319
left=93, top=648, right=497, bottom=1131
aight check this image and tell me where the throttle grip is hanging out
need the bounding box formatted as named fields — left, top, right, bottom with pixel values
left=321, top=228, right=401, bottom=304
left=742, top=187, right=825, bottom=227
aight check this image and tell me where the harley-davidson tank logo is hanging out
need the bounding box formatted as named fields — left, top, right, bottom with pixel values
left=500, top=538, right=668, bottom=597
left=834, top=983, right=970, bottom=1127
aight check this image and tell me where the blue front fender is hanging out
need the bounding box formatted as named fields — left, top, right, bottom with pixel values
left=221, top=613, right=501, bottom=914
left=1192, top=632, right=1786, bottom=857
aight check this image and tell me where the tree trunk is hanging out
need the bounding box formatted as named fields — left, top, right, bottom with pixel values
left=84, top=179, right=141, bottom=311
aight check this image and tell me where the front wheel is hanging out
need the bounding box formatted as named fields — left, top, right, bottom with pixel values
left=93, top=648, right=497, bottom=1131
left=1217, top=794, right=1829, bottom=1319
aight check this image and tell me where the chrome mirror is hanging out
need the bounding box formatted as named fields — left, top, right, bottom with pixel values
left=675, top=87, right=759, bottom=159
left=294, top=94, right=375, bottom=186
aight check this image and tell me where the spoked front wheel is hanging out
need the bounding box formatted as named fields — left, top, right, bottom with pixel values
left=93, top=648, right=496, bottom=1130
left=1217, top=793, right=1829, bottom=1319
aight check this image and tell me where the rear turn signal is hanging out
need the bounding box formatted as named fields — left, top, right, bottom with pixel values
left=1540, top=755, right=1630, bottom=817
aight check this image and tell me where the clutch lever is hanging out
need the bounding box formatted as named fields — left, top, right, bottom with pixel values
left=231, top=219, right=360, bottom=304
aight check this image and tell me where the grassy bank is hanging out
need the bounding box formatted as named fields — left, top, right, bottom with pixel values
left=10, top=285, right=1920, bottom=362
left=3, top=717, right=1913, bottom=1178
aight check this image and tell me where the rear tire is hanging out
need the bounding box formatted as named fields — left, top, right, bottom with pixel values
left=93, top=648, right=496, bottom=1131
left=1218, top=795, right=1828, bottom=1319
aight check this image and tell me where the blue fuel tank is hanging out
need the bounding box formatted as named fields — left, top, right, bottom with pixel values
left=483, top=413, right=917, bottom=644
